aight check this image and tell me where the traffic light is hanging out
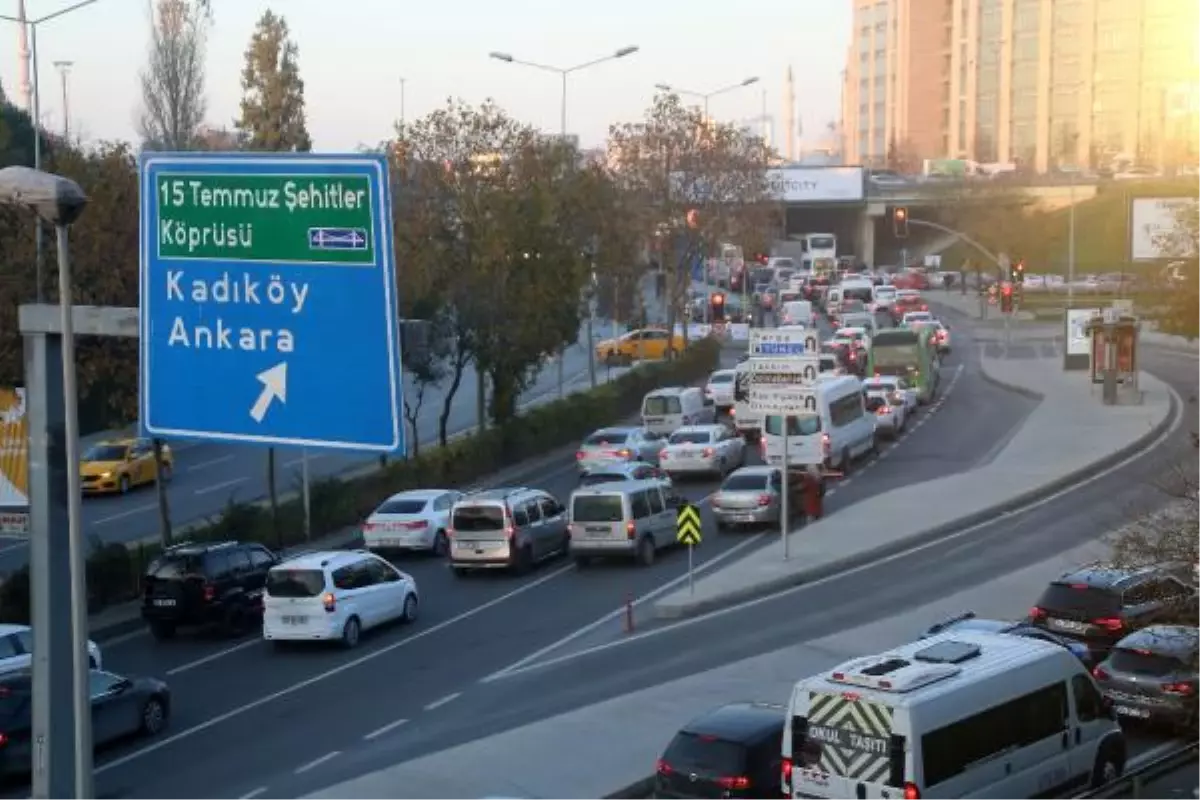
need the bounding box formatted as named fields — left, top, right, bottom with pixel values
left=893, top=207, right=909, bottom=238
left=1014, top=260, right=1025, bottom=283
left=1000, top=283, right=1014, bottom=313
left=710, top=292, right=726, bottom=322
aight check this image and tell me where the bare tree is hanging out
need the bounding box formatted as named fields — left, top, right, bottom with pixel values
left=139, top=0, right=209, bottom=150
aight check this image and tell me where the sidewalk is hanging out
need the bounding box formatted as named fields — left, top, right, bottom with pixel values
left=652, top=355, right=1175, bottom=620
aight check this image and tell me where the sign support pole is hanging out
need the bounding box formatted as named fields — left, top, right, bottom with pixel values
left=781, top=416, right=790, bottom=560
left=687, top=543, right=694, bottom=594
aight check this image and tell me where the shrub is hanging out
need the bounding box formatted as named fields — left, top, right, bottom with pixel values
left=0, top=339, right=722, bottom=624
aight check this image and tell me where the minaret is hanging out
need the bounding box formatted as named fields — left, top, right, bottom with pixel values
left=784, top=66, right=796, bottom=162
left=16, top=0, right=32, bottom=112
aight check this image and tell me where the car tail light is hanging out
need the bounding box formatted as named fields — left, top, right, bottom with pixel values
left=322, top=592, right=336, bottom=613
left=504, top=507, right=516, bottom=539
left=716, top=776, right=750, bottom=790
left=1092, top=665, right=1110, bottom=680
left=1163, top=681, right=1194, bottom=695
left=625, top=521, right=636, bottom=540
left=903, top=782, right=921, bottom=799
left=1028, top=606, right=1046, bottom=620
left=617, top=448, right=632, bottom=458
left=575, top=450, right=586, bottom=460
left=402, top=520, right=429, bottom=530
left=758, top=494, right=772, bottom=506
left=729, top=406, right=735, bottom=416
left=656, top=759, right=673, bottom=775
left=822, top=433, right=831, bottom=455
left=659, top=449, right=669, bottom=461
left=710, top=497, right=721, bottom=508
left=202, top=584, right=215, bottom=602
left=362, top=522, right=377, bottom=532
left=0, top=732, right=7, bottom=748
left=703, top=447, right=715, bottom=458
left=781, top=757, right=793, bottom=789
left=1093, top=617, right=1124, bottom=632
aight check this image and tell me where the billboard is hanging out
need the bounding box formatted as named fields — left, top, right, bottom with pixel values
left=1129, top=197, right=1198, bottom=261
left=0, top=388, right=29, bottom=535
left=767, top=167, right=865, bottom=203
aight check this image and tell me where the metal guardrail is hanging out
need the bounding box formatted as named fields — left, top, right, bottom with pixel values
left=1077, top=742, right=1199, bottom=798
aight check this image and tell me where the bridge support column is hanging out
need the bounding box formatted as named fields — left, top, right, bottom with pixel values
left=856, top=210, right=876, bottom=269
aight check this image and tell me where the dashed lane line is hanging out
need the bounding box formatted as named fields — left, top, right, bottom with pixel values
left=423, top=692, right=462, bottom=711
left=294, top=750, right=341, bottom=775
left=362, top=718, right=409, bottom=741
left=194, top=477, right=248, bottom=496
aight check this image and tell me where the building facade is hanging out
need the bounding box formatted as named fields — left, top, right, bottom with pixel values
left=842, top=0, right=1199, bottom=172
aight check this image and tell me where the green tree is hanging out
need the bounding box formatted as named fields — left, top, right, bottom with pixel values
left=235, top=10, right=311, bottom=153
left=139, top=0, right=209, bottom=151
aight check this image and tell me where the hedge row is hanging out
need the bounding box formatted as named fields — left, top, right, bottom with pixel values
left=0, top=339, right=722, bottom=624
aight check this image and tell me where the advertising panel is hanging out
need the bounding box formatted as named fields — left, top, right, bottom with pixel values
left=0, top=388, right=29, bottom=535
left=1129, top=197, right=1198, bottom=261
left=767, top=167, right=865, bottom=203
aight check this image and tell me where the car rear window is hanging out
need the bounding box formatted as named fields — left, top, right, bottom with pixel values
left=266, top=568, right=326, bottom=598
left=585, top=431, right=629, bottom=445
left=722, top=473, right=768, bottom=492
left=1039, top=583, right=1122, bottom=617
left=669, top=431, right=712, bottom=444
left=579, top=473, right=626, bottom=487
left=709, top=373, right=734, bottom=384
left=1109, top=647, right=1186, bottom=675
left=146, top=554, right=202, bottom=579
left=644, top=396, right=682, bottom=415
left=663, top=731, right=747, bottom=773
left=764, top=415, right=821, bottom=436
left=572, top=495, right=624, bottom=522
left=452, top=505, right=506, bottom=531
left=865, top=396, right=887, bottom=412
left=374, top=498, right=428, bottom=515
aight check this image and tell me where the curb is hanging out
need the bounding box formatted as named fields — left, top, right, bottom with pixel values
left=654, top=379, right=1179, bottom=621
left=605, top=776, right=655, bottom=799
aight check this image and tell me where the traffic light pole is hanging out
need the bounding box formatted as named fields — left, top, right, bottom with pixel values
left=900, top=217, right=1007, bottom=272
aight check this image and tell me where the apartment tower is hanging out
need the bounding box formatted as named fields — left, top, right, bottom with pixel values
left=842, top=0, right=1199, bottom=172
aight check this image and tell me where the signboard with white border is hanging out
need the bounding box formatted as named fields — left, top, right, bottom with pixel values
left=767, top=167, right=865, bottom=203
left=749, top=386, right=818, bottom=414
left=749, top=328, right=820, bottom=357
left=1129, top=197, right=1198, bottom=261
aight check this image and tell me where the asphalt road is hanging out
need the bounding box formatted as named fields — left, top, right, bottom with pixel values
left=34, top=312, right=1050, bottom=799
left=1118, top=754, right=1199, bottom=798
left=0, top=340, right=595, bottom=575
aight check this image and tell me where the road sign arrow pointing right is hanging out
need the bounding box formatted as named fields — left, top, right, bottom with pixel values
left=249, top=362, right=288, bottom=423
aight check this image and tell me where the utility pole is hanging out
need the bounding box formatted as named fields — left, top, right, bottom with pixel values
left=53, top=60, right=72, bottom=140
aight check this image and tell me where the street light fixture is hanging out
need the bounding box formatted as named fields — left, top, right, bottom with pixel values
left=488, top=44, right=641, bottom=393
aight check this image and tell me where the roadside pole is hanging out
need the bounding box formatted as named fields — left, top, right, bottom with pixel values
left=687, top=541, right=694, bottom=594
left=781, top=417, right=790, bottom=560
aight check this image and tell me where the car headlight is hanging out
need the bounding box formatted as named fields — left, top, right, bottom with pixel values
left=99, top=471, right=112, bottom=479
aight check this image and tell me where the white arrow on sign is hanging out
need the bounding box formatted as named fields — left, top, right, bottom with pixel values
left=249, top=362, right=288, bottom=423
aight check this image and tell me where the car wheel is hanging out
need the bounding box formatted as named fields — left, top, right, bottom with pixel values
left=637, top=536, right=656, bottom=566
left=401, top=593, right=419, bottom=624
left=141, top=696, right=168, bottom=736
left=118, top=474, right=131, bottom=494
left=340, top=616, right=361, bottom=649
left=148, top=621, right=176, bottom=641
left=512, top=545, right=534, bottom=575
left=431, top=530, right=449, bottom=557
left=222, top=604, right=248, bottom=637
left=1090, top=748, right=1123, bottom=788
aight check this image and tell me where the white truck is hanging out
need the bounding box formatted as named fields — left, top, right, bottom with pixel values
left=732, top=360, right=761, bottom=441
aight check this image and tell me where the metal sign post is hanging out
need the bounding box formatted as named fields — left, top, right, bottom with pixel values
left=687, top=542, right=694, bottom=594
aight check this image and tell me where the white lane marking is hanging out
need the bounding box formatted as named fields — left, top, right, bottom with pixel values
left=294, top=750, right=341, bottom=775
left=362, top=718, right=409, bottom=741
left=194, top=477, right=247, bottom=496
left=482, top=532, right=764, bottom=682
left=166, top=638, right=261, bottom=676
left=423, top=691, right=462, bottom=711
left=91, top=503, right=158, bottom=526
left=187, top=455, right=235, bottom=472
left=239, top=786, right=269, bottom=799
left=94, top=562, right=575, bottom=774
left=487, top=379, right=1185, bottom=681
left=285, top=453, right=327, bottom=469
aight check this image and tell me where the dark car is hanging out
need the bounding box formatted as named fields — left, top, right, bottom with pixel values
left=655, top=702, right=785, bottom=799
left=1092, top=625, right=1199, bottom=733
left=922, top=612, right=1094, bottom=665
left=1029, top=564, right=1196, bottom=655
left=141, top=540, right=279, bottom=640
left=0, top=669, right=170, bottom=778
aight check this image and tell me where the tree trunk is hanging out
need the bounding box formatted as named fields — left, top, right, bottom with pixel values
left=266, top=447, right=280, bottom=549
left=488, top=367, right=518, bottom=425
left=476, top=368, right=487, bottom=434
left=151, top=437, right=172, bottom=549
left=403, top=386, right=424, bottom=457
left=437, top=355, right=467, bottom=447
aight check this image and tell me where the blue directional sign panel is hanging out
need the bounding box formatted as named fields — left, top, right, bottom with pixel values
left=749, top=328, right=820, bottom=357
left=139, top=153, right=405, bottom=453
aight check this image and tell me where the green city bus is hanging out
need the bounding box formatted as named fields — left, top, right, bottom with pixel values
left=867, top=328, right=940, bottom=403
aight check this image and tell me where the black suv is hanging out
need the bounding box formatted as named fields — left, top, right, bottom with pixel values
left=1029, top=563, right=1196, bottom=655
left=141, top=541, right=279, bottom=640
left=656, top=702, right=785, bottom=799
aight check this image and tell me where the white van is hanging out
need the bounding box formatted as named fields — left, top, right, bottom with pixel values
left=783, top=632, right=1126, bottom=799
left=780, top=300, right=814, bottom=328
left=641, top=386, right=714, bottom=436
left=839, top=279, right=874, bottom=306
left=871, top=284, right=898, bottom=311
left=761, top=375, right=875, bottom=470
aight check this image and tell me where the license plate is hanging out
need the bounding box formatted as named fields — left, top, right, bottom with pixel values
left=585, top=525, right=610, bottom=534
left=732, top=514, right=757, bottom=522
left=152, top=598, right=175, bottom=607
left=1050, top=618, right=1088, bottom=633
left=1115, top=705, right=1150, bottom=719
left=281, top=615, right=307, bottom=625
left=679, top=450, right=695, bottom=458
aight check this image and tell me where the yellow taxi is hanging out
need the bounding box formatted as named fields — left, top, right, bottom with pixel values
left=594, top=328, right=686, bottom=366
left=80, top=438, right=173, bottom=496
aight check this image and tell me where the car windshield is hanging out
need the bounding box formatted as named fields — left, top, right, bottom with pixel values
left=585, top=430, right=629, bottom=445
left=571, top=495, right=624, bottom=522
left=374, top=498, right=428, bottom=515
left=644, top=396, right=681, bottom=415
left=1039, top=583, right=1123, bottom=617
left=669, top=431, right=712, bottom=445
left=266, top=568, right=325, bottom=598
left=722, top=473, right=769, bottom=491
left=83, top=444, right=127, bottom=461
left=451, top=505, right=506, bottom=531
left=579, top=472, right=627, bottom=487
left=146, top=553, right=202, bottom=579
left=709, top=373, right=734, bottom=384
left=663, top=732, right=746, bottom=773
left=764, top=415, right=821, bottom=435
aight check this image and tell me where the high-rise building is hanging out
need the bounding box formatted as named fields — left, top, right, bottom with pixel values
left=842, top=0, right=1199, bottom=172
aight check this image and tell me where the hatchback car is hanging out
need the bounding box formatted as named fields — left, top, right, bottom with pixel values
left=576, top=427, right=663, bottom=472
left=862, top=375, right=918, bottom=414
left=362, top=489, right=462, bottom=556
left=711, top=466, right=801, bottom=531
left=1029, top=563, right=1196, bottom=654
left=865, top=393, right=904, bottom=438
left=80, top=437, right=173, bottom=495
left=0, top=624, right=102, bottom=675
left=579, top=461, right=671, bottom=489
left=659, top=425, right=745, bottom=479
left=1091, top=625, right=1198, bottom=733
left=655, top=702, right=786, bottom=799
left=263, top=550, right=418, bottom=648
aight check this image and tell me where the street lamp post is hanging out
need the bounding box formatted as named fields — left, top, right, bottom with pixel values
left=654, top=77, right=760, bottom=322
left=0, top=0, right=104, bottom=303
left=53, top=60, right=73, bottom=140
left=489, top=44, right=640, bottom=394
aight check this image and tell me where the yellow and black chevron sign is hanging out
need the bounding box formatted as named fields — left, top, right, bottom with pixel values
left=676, top=503, right=702, bottom=545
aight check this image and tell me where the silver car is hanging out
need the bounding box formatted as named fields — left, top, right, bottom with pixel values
left=579, top=461, right=672, bottom=490
left=576, top=427, right=663, bottom=473
left=449, top=488, right=569, bottom=574
left=712, top=466, right=799, bottom=530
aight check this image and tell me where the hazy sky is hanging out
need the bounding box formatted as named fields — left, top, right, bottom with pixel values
left=1, top=0, right=850, bottom=152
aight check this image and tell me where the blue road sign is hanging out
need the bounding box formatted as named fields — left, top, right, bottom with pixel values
left=139, top=153, right=405, bottom=453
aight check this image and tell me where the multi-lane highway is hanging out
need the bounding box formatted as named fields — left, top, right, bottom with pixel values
left=0, top=339, right=595, bottom=575
left=50, top=313, right=1088, bottom=799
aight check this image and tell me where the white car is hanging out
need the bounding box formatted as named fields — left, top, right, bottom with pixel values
left=362, top=489, right=462, bottom=556
left=864, top=390, right=906, bottom=438
left=576, top=426, right=664, bottom=472
left=0, top=624, right=102, bottom=674
left=902, top=311, right=934, bottom=327
left=658, top=424, right=745, bottom=478
left=263, top=550, right=419, bottom=648
left=863, top=375, right=919, bottom=414
left=704, top=369, right=737, bottom=410
left=834, top=326, right=871, bottom=350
